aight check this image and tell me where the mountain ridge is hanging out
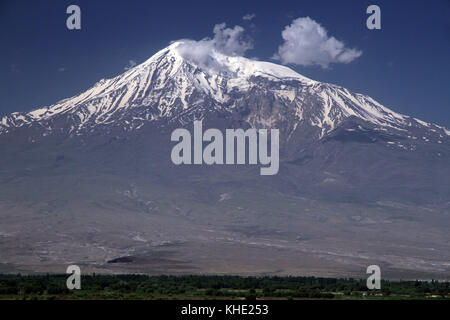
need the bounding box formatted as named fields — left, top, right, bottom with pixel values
left=1, top=41, right=448, bottom=146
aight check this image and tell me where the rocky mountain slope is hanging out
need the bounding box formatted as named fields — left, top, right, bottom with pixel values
left=0, top=42, right=448, bottom=279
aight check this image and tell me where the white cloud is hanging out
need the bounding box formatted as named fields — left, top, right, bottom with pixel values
left=58, top=67, right=67, bottom=72
left=175, top=23, right=253, bottom=70
left=211, top=23, right=252, bottom=56
left=243, top=13, right=256, bottom=21
left=273, top=17, right=362, bottom=68
left=124, top=60, right=137, bottom=70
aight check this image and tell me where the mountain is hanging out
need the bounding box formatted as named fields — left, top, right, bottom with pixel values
left=0, top=42, right=449, bottom=279
left=2, top=42, right=448, bottom=141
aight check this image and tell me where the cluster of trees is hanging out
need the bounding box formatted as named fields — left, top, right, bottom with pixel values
left=0, top=274, right=448, bottom=299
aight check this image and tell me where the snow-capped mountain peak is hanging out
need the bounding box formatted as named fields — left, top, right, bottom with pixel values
left=0, top=42, right=313, bottom=133
left=0, top=42, right=448, bottom=144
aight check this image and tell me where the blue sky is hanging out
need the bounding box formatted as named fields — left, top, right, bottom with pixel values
left=0, top=0, right=449, bottom=127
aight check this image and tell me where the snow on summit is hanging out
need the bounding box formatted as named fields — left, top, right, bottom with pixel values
left=0, top=42, right=448, bottom=143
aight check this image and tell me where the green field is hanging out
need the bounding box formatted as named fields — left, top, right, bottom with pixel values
left=0, top=274, right=448, bottom=300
